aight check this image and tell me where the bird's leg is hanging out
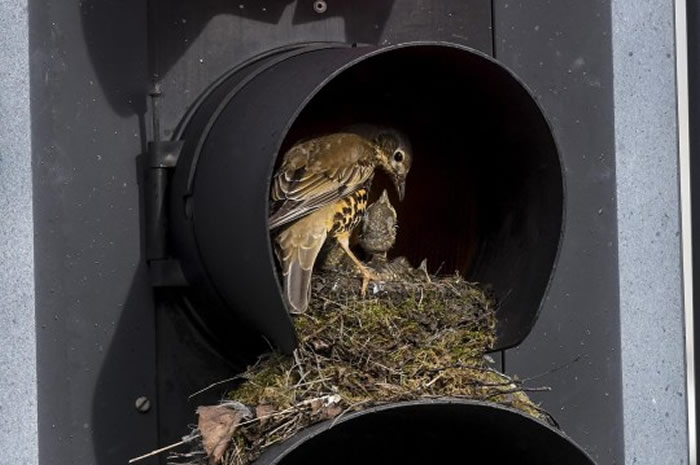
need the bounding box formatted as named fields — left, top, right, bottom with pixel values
left=336, top=233, right=374, bottom=296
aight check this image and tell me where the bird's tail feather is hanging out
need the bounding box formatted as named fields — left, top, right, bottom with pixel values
left=277, top=226, right=327, bottom=314
left=285, top=260, right=313, bottom=314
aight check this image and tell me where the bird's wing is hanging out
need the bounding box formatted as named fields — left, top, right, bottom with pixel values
left=268, top=135, right=376, bottom=229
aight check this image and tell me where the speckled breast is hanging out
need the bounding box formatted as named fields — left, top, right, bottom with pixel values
left=329, top=188, right=369, bottom=236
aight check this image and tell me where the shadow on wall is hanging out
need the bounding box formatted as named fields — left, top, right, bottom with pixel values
left=89, top=262, right=158, bottom=465
left=89, top=153, right=273, bottom=464
left=89, top=265, right=261, bottom=464
left=79, top=0, right=149, bottom=118
left=79, top=0, right=396, bottom=116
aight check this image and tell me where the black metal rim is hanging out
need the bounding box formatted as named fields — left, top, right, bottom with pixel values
left=257, top=398, right=595, bottom=465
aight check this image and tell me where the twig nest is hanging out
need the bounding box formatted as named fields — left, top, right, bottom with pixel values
left=174, top=267, right=554, bottom=465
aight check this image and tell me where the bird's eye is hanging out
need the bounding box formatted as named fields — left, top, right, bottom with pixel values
left=393, top=150, right=404, bottom=162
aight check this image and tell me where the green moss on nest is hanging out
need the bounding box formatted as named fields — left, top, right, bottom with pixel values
left=175, top=270, right=554, bottom=465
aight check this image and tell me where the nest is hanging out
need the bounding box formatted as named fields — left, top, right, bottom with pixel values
left=166, top=264, right=555, bottom=465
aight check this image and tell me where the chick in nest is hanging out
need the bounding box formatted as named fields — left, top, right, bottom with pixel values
left=360, top=189, right=398, bottom=264
left=359, top=190, right=431, bottom=282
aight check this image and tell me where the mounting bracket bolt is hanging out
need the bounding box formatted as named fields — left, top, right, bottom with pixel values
left=135, top=396, right=151, bottom=413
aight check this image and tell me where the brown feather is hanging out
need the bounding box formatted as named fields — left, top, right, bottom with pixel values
left=275, top=207, right=333, bottom=313
left=269, top=133, right=378, bottom=229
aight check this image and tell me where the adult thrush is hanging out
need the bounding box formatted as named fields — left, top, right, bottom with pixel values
left=269, top=126, right=412, bottom=313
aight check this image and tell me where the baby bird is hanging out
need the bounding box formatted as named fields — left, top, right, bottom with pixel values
left=269, top=126, right=412, bottom=313
left=360, top=189, right=398, bottom=261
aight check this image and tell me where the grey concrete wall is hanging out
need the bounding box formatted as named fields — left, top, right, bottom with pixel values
left=0, top=1, right=38, bottom=465
left=612, top=0, right=690, bottom=463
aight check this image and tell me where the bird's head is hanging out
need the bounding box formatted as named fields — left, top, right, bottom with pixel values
left=347, top=125, right=412, bottom=200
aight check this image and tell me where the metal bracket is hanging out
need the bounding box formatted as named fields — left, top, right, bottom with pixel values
left=148, top=140, right=183, bottom=168
left=144, top=83, right=188, bottom=287
left=144, top=139, right=184, bottom=261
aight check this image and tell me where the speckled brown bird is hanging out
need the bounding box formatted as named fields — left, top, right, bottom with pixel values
left=269, top=126, right=412, bottom=313
left=360, top=189, right=398, bottom=260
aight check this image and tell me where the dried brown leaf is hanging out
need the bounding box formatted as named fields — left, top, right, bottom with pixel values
left=308, top=398, right=323, bottom=415
left=197, top=405, right=244, bottom=464
left=317, top=404, right=343, bottom=420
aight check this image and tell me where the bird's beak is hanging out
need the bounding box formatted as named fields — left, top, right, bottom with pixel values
left=395, top=178, right=406, bottom=201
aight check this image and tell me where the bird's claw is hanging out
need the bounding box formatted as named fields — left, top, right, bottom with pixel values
left=360, top=270, right=378, bottom=297
left=361, top=277, right=369, bottom=297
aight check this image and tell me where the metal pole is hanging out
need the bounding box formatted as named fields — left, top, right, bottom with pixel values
left=674, top=0, right=696, bottom=463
